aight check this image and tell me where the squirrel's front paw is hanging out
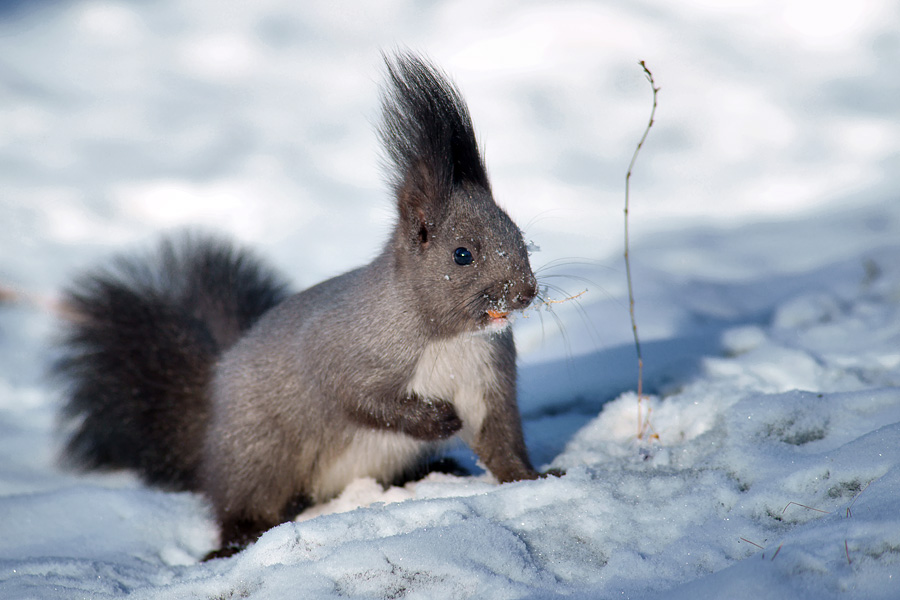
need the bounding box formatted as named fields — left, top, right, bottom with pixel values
left=400, top=397, right=462, bottom=440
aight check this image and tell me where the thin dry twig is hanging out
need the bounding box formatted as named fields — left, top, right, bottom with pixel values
left=740, top=537, right=765, bottom=550
left=0, top=284, right=74, bottom=320
left=770, top=543, right=784, bottom=561
left=624, top=60, right=659, bottom=440
left=846, top=480, right=872, bottom=518
left=540, top=289, right=588, bottom=306
left=781, top=501, right=830, bottom=516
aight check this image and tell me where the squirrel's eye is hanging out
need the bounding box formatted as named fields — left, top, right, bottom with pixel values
left=453, top=247, right=473, bottom=266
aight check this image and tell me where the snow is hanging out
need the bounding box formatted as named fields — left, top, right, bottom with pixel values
left=2, top=0, right=899, bottom=598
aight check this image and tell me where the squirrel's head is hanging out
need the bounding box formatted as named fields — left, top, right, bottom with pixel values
left=380, top=51, right=537, bottom=337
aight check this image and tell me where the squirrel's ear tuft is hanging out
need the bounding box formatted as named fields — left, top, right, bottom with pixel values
left=379, top=51, right=490, bottom=231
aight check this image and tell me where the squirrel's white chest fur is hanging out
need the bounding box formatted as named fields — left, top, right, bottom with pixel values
left=314, top=333, right=498, bottom=501
left=405, top=332, right=498, bottom=442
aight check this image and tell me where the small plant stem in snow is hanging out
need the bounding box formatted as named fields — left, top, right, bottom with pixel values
left=781, top=501, right=830, bottom=516
left=624, top=60, right=659, bottom=440
left=740, top=537, right=765, bottom=550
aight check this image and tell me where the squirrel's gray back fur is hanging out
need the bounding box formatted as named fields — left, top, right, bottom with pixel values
left=57, top=52, right=541, bottom=558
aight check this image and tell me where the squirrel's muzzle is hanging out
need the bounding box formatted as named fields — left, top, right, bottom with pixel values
left=506, top=274, right=538, bottom=311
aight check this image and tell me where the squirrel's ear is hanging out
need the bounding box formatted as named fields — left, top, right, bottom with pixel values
left=395, top=159, right=442, bottom=249
left=380, top=52, right=490, bottom=250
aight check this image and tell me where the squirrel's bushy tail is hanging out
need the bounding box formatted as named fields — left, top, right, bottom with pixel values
left=55, top=232, right=290, bottom=490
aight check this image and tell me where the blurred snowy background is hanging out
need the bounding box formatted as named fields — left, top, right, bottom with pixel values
left=1, top=1, right=899, bottom=598
left=3, top=0, right=896, bottom=289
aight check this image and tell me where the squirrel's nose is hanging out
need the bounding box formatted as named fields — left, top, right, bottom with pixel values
left=508, top=275, right=538, bottom=310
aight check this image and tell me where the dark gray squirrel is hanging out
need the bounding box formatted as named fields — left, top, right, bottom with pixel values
left=56, top=51, right=551, bottom=560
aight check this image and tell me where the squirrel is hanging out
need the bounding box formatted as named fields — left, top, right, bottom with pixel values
left=56, top=52, right=545, bottom=559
